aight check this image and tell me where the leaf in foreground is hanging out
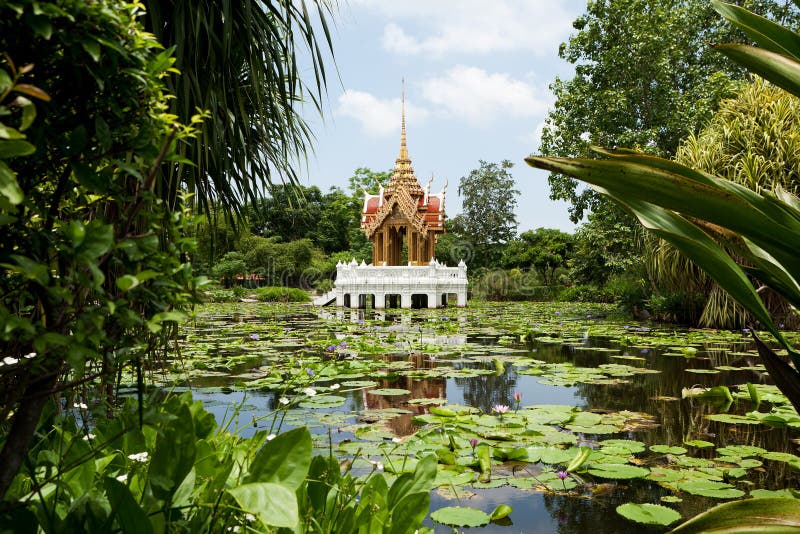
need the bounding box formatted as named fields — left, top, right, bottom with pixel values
left=670, top=497, right=800, bottom=532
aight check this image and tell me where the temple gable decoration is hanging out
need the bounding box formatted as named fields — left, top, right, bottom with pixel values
left=360, top=90, right=446, bottom=266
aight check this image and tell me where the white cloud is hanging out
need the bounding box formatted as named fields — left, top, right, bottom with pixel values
left=420, top=66, right=550, bottom=125
left=335, top=90, right=430, bottom=137
left=350, top=1, right=576, bottom=58
left=521, top=120, right=548, bottom=149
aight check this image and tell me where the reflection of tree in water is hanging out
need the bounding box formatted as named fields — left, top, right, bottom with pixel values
left=456, top=369, right=518, bottom=413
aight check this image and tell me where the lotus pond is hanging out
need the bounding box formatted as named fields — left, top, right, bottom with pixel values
left=157, top=301, right=800, bottom=532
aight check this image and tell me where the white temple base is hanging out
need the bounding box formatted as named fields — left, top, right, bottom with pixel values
left=313, top=258, right=467, bottom=308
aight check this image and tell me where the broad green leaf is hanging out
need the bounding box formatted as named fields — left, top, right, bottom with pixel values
left=0, top=124, right=25, bottom=139
left=0, top=140, right=35, bottom=158
left=430, top=506, right=490, bottom=527
left=228, top=482, right=298, bottom=528
left=246, top=427, right=311, bottom=489
left=0, top=161, right=23, bottom=205
left=712, top=0, right=800, bottom=60
left=116, top=275, right=140, bottom=292
left=104, top=478, right=154, bottom=534
left=715, top=43, right=800, bottom=99
left=525, top=155, right=800, bottom=255
left=566, top=446, right=592, bottom=473
left=676, top=479, right=745, bottom=499
left=148, top=403, right=196, bottom=500
left=617, top=503, right=681, bottom=527
left=671, top=498, right=800, bottom=532
left=587, top=464, right=649, bottom=480
left=489, top=504, right=513, bottom=521
left=388, top=492, right=429, bottom=534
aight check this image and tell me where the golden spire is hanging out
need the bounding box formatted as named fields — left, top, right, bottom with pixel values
left=399, top=78, right=409, bottom=161
left=387, top=78, right=423, bottom=197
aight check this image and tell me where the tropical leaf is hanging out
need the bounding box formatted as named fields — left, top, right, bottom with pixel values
left=712, top=0, right=800, bottom=60
left=670, top=497, right=800, bottom=532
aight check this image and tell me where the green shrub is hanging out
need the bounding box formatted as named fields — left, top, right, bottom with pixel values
left=256, top=286, right=310, bottom=302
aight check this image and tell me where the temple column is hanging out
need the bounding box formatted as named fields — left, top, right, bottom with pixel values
left=374, top=293, right=385, bottom=309
left=400, top=292, right=412, bottom=309
left=427, top=292, right=437, bottom=309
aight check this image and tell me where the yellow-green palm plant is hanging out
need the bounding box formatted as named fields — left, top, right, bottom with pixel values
left=528, top=0, right=800, bottom=412
left=645, top=78, right=800, bottom=328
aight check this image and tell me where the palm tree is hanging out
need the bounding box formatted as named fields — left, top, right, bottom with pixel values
left=143, top=0, right=336, bottom=216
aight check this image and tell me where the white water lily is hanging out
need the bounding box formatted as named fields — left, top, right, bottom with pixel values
left=303, top=387, right=316, bottom=397
left=329, top=383, right=341, bottom=390
left=279, top=396, right=290, bottom=405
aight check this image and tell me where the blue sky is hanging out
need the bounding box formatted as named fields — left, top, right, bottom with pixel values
left=299, top=1, right=587, bottom=233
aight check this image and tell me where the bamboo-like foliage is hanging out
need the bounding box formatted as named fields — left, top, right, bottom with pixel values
left=143, top=0, right=335, bottom=216
left=646, top=78, right=800, bottom=328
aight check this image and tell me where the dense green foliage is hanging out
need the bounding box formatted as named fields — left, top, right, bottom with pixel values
left=449, top=160, right=520, bottom=269
left=0, top=0, right=203, bottom=499
left=0, top=393, right=435, bottom=533
left=540, top=0, right=799, bottom=221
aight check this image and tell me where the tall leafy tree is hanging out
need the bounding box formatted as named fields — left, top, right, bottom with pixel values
left=540, top=0, right=799, bottom=222
left=454, top=160, right=520, bottom=269
left=143, top=0, right=335, bottom=215
left=502, top=228, right=574, bottom=285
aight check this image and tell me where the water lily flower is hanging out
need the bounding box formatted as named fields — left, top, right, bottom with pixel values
left=492, top=404, right=510, bottom=415
left=469, top=438, right=478, bottom=449
left=306, top=368, right=315, bottom=377
left=557, top=470, right=569, bottom=480
left=326, top=345, right=335, bottom=352
left=279, top=396, right=290, bottom=405
left=339, top=341, right=348, bottom=349
left=128, top=452, right=149, bottom=463
left=513, top=392, right=522, bottom=403
left=303, top=387, right=317, bottom=397
left=250, top=333, right=259, bottom=340
left=330, top=383, right=341, bottom=390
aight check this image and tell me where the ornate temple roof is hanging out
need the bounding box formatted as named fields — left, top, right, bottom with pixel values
left=360, top=85, right=446, bottom=239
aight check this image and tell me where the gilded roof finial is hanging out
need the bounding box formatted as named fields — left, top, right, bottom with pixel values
left=385, top=79, right=423, bottom=198
left=399, top=78, right=408, bottom=161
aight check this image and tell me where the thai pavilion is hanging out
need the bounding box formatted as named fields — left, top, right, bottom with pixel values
left=313, top=93, right=467, bottom=309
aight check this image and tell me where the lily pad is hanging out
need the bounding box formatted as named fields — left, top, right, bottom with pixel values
left=588, top=464, right=649, bottom=480
left=430, top=506, right=491, bottom=527
left=677, top=479, right=745, bottom=499
left=616, top=503, right=681, bottom=526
